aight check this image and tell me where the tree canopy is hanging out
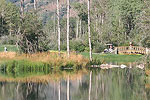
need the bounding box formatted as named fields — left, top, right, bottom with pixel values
left=0, top=0, right=150, bottom=53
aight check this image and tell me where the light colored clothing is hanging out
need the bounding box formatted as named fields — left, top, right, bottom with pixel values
left=4, top=47, right=7, bottom=52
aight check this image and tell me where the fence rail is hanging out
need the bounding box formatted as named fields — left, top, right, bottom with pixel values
left=115, top=46, right=150, bottom=55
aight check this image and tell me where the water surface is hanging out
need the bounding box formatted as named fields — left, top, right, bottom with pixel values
left=0, top=68, right=148, bottom=100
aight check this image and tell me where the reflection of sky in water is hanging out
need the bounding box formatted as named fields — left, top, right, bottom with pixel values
left=0, top=68, right=148, bottom=100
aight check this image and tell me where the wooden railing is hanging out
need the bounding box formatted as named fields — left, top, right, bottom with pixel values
left=115, top=46, right=150, bottom=55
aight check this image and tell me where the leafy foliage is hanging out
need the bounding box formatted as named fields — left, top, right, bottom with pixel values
left=0, top=0, right=150, bottom=53
left=0, top=1, right=49, bottom=53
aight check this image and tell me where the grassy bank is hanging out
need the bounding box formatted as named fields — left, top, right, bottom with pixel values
left=0, top=45, right=144, bottom=63
left=81, top=52, right=143, bottom=63
left=0, top=52, right=89, bottom=74
left=0, top=45, right=18, bottom=52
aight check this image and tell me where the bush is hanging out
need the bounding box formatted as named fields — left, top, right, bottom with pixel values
left=90, top=58, right=102, bottom=65
left=70, top=39, right=86, bottom=52
left=0, top=36, right=16, bottom=45
left=142, top=36, right=150, bottom=48
left=61, top=43, right=67, bottom=51
left=93, top=43, right=106, bottom=53
left=84, top=47, right=89, bottom=52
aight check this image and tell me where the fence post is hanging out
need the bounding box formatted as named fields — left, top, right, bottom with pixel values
left=115, top=47, right=118, bottom=54
left=146, top=48, right=149, bottom=55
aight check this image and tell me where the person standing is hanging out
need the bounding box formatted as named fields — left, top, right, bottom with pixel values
left=129, top=42, right=133, bottom=54
left=4, top=47, right=7, bottom=52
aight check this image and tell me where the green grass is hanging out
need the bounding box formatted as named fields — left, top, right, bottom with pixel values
left=81, top=52, right=144, bottom=63
left=0, top=45, right=144, bottom=63
left=0, top=45, right=18, bottom=52
left=0, top=60, right=51, bottom=77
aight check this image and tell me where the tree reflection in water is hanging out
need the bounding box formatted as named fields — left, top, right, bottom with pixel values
left=0, top=68, right=149, bottom=100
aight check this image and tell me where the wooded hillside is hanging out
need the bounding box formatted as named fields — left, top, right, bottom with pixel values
left=0, top=0, right=150, bottom=53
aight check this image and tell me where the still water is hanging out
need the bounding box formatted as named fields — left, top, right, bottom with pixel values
left=0, top=68, right=148, bottom=100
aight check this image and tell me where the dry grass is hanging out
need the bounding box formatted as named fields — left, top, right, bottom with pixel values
left=145, top=84, right=150, bottom=89
left=0, top=52, right=16, bottom=59
left=146, top=70, right=150, bottom=76
left=0, top=52, right=89, bottom=68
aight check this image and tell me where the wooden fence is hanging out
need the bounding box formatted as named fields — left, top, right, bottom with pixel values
left=115, top=46, right=150, bottom=55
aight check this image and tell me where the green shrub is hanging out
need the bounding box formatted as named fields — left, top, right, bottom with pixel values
left=70, top=40, right=86, bottom=52
left=90, top=58, right=102, bottom=65
left=65, top=61, right=74, bottom=68
left=93, top=43, right=106, bottom=53
left=84, top=47, right=90, bottom=52
left=61, top=43, right=67, bottom=51
left=142, top=36, right=150, bottom=48
left=0, top=36, right=16, bottom=45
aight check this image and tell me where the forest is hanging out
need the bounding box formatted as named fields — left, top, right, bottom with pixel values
left=1, top=1, right=150, bottom=100
left=0, top=0, right=150, bottom=53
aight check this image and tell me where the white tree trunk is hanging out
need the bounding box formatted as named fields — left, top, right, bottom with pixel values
left=57, top=0, right=61, bottom=55
left=20, top=0, right=24, bottom=17
left=101, top=14, right=104, bottom=25
left=88, top=0, right=92, bottom=61
left=54, top=12, right=56, bottom=34
left=16, top=83, right=20, bottom=100
left=34, top=0, right=37, bottom=10
left=9, top=23, right=12, bottom=36
left=79, top=19, right=82, bottom=38
left=54, top=82, right=56, bottom=98
left=67, top=0, right=70, bottom=57
left=76, top=18, right=79, bottom=39
left=67, top=76, right=70, bottom=100
left=89, top=71, right=92, bottom=100
left=58, top=81, right=61, bottom=100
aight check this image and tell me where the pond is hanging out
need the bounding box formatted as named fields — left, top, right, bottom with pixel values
left=0, top=67, right=149, bottom=100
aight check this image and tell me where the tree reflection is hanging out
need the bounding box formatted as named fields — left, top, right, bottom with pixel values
left=0, top=68, right=149, bottom=100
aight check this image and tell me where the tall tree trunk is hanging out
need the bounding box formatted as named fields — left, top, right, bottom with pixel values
left=88, top=0, right=92, bottom=61
left=34, top=0, right=37, bottom=10
left=67, top=0, right=70, bottom=57
left=54, top=82, right=56, bottom=99
left=76, top=18, right=79, bottom=39
left=20, top=0, right=24, bottom=17
left=95, top=9, right=98, bottom=32
left=16, top=27, right=20, bottom=51
left=67, top=76, right=70, bottom=100
left=101, top=14, right=104, bottom=25
left=16, top=83, right=21, bottom=100
left=9, top=23, right=12, bottom=36
left=58, top=81, right=61, bottom=100
left=79, top=19, right=82, bottom=38
left=57, top=0, right=61, bottom=55
left=54, top=12, right=56, bottom=34
left=89, top=71, right=92, bottom=100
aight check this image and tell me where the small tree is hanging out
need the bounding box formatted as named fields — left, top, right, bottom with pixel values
left=18, top=13, right=47, bottom=53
